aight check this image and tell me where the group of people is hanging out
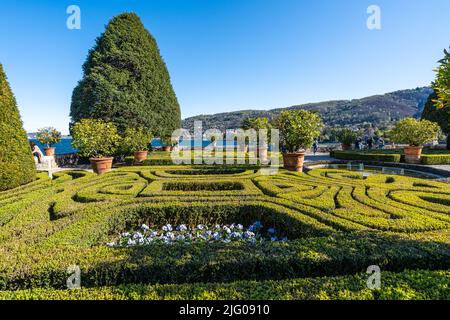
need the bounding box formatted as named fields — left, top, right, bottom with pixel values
left=355, top=136, right=385, bottom=150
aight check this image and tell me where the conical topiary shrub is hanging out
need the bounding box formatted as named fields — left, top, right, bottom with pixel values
left=70, top=12, right=181, bottom=137
left=0, top=63, right=36, bottom=191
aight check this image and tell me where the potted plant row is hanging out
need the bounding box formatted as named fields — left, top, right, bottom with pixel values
left=390, top=118, right=440, bottom=164
left=36, top=127, right=62, bottom=156
left=275, top=110, right=324, bottom=172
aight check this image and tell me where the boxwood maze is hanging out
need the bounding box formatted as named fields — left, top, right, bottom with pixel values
left=0, top=166, right=449, bottom=299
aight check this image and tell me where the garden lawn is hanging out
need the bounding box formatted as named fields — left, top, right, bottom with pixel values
left=0, top=165, right=449, bottom=299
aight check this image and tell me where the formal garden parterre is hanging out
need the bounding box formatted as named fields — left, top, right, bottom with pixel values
left=0, top=164, right=449, bottom=299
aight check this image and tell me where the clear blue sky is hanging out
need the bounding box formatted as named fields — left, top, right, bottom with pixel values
left=1, top=0, right=450, bottom=134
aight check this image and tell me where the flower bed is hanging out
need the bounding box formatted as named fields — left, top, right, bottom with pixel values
left=109, top=221, right=287, bottom=247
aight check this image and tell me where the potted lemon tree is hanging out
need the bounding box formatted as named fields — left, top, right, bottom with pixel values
left=390, top=118, right=440, bottom=164
left=121, top=127, right=153, bottom=163
left=336, top=128, right=357, bottom=151
left=36, top=127, right=62, bottom=156
left=71, top=119, right=121, bottom=174
left=275, top=110, right=323, bottom=172
left=161, top=135, right=175, bottom=152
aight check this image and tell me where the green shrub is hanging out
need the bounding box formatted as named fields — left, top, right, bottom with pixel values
left=336, top=128, right=357, bottom=146
left=390, top=118, right=440, bottom=147
left=275, top=110, right=324, bottom=152
left=0, top=63, right=36, bottom=191
left=70, top=13, right=181, bottom=136
left=420, top=154, right=450, bottom=165
left=1, top=164, right=449, bottom=297
left=120, top=127, right=153, bottom=154
left=1, top=270, right=448, bottom=300
left=333, top=151, right=401, bottom=163
left=71, top=119, right=121, bottom=158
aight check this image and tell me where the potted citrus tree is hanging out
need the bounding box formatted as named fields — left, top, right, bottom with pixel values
left=390, top=118, right=440, bottom=164
left=161, top=135, right=175, bottom=152
left=121, top=127, right=153, bottom=162
left=71, top=119, right=121, bottom=174
left=36, top=127, right=62, bottom=156
left=275, top=110, right=323, bottom=172
left=336, top=128, right=357, bottom=151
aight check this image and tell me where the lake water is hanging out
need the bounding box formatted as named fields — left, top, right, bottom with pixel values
left=28, top=138, right=250, bottom=155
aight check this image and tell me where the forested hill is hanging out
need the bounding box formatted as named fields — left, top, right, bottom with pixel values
left=182, top=87, right=433, bottom=131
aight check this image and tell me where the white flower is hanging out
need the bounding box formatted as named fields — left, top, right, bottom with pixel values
left=162, top=224, right=173, bottom=232
left=223, top=226, right=231, bottom=234
left=243, top=231, right=255, bottom=238
left=177, top=224, right=187, bottom=231
left=121, top=232, right=130, bottom=237
left=106, top=242, right=115, bottom=247
left=237, top=224, right=243, bottom=230
left=141, top=224, right=150, bottom=231
left=127, top=239, right=137, bottom=246
left=231, top=232, right=241, bottom=239
left=149, top=231, right=158, bottom=237
left=166, top=232, right=175, bottom=240
left=133, top=232, right=143, bottom=239
left=196, top=224, right=205, bottom=230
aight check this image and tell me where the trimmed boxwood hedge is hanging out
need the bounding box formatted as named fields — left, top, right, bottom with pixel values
left=333, top=151, right=401, bottom=163
left=0, top=270, right=448, bottom=300
left=0, top=165, right=449, bottom=298
left=421, top=154, right=450, bottom=165
left=0, top=64, right=36, bottom=191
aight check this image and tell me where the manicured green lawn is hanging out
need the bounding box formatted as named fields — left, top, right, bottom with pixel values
left=0, top=165, right=449, bottom=299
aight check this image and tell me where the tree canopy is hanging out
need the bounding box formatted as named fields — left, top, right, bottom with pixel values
left=0, top=63, right=36, bottom=191
left=70, top=13, right=181, bottom=137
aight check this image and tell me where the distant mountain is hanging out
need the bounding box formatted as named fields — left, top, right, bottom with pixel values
left=182, top=87, right=433, bottom=132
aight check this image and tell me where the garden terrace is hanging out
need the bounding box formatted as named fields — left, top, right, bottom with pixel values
left=0, top=165, right=449, bottom=298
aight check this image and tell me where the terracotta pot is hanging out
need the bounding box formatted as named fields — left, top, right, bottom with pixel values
left=404, top=146, right=423, bottom=164
left=44, top=147, right=56, bottom=156
left=282, top=152, right=305, bottom=172
left=163, top=146, right=172, bottom=152
left=134, top=151, right=148, bottom=163
left=89, top=157, right=113, bottom=175
left=341, top=144, right=351, bottom=151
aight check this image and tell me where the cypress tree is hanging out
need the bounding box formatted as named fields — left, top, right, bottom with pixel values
left=0, top=63, right=36, bottom=191
left=70, top=13, right=181, bottom=137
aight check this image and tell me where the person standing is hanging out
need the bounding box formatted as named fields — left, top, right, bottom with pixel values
left=312, top=139, right=319, bottom=155
left=30, top=142, right=44, bottom=163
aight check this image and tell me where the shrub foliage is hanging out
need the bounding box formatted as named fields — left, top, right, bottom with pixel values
left=70, top=13, right=181, bottom=136
left=0, top=164, right=449, bottom=299
left=71, top=119, right=121, bottom=158
left=0, top=64, right=36, bottom=191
